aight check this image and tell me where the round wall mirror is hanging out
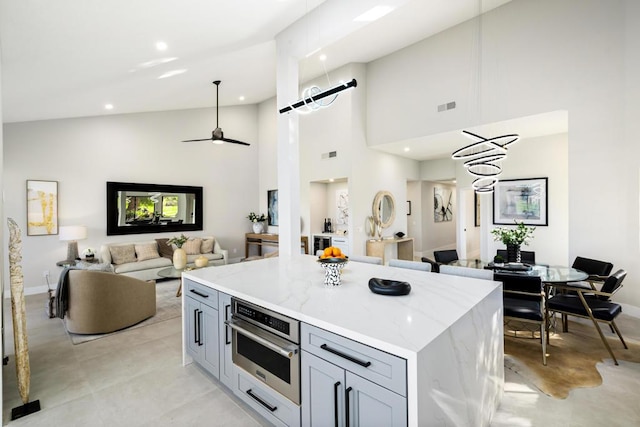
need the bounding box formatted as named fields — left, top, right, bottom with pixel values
left=372, top=191, right=396, bottom=229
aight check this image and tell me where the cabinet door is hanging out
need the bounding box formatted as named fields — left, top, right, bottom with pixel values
left=200, top=302, right=219, bottom=378
left=302, top=351, right=345, bottom=427
left=218, top=292, right=234, bottom=388
left=185, top=296, right=202, bottom=359
left=346, top=372, right=407, bottom=427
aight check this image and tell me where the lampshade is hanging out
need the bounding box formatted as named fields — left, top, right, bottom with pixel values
left=59, top=226, right=87, bottom=242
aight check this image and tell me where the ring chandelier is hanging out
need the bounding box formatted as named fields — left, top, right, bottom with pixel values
left=452, top=130, right=519, bottom=193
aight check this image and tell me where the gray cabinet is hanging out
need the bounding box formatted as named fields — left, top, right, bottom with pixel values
left=218, top=292, right=234, bottom=389
left=301, top=323, right=407, bottom=427
left=185, top=279, right=219, bottom=378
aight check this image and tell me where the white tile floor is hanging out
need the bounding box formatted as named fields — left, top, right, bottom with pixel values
left=3, top=285, right=640, bottom=426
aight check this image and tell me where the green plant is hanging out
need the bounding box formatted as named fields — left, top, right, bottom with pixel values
left=168, top=234, right=189, bottom=248
left=247, top=212, right=267, bottom=223
left=491, top=221, right=535, bottom=246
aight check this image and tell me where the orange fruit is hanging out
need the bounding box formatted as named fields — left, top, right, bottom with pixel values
left=323, top=247, right=333, bottom=257
left=332, top=247, right=342, bottom=257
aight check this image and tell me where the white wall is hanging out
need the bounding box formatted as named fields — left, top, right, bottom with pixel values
left=366, top=0, right=640, bottom=307
left=3, top=105, right=259, bottom=292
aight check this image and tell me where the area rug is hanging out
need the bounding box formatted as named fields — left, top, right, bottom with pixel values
left=504, top=317, right=640, bottom=399
left=66, top=279, right=182, bottom=345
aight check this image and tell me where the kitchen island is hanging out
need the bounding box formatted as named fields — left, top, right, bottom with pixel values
left=183, top=255, right=503, bottom=426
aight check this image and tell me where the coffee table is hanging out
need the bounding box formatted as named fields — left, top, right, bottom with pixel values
left=158, top=266, right=190, bottom=297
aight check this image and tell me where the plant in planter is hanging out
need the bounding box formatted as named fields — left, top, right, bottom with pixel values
left=168, top=234, right=189, bottom=269
left=82, top=248, right=96, bottom=260
left=247, top=212, right=267, bottom=234
left=491, top=221, right=535, bottom=263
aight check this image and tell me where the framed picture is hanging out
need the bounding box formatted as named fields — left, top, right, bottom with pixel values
left=26, top=180, right=59, bottom=236
left=434, top=187, right=453, bottom=222
left=474, top=192, right=480, bottom=227
left=493, top=177, right=548, bottom=226
left=268, top=189, right=278, bottom=226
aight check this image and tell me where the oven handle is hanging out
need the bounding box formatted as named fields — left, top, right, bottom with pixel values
left=226, top=320, right=297, bottom=358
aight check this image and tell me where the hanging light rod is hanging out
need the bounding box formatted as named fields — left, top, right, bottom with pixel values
left=279, top=78, right=358, bottom=114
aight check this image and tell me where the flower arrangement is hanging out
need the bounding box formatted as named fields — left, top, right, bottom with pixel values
left=167, top=234, right=189, bottom=248
left=491, top=221, right=535, bottom=246
left=247, top=212, right=267, bottom=223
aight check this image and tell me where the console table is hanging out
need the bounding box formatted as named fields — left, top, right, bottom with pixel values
left=366, top=237, right=414, bottom=264
left=245, top=233, right=309, bottom=258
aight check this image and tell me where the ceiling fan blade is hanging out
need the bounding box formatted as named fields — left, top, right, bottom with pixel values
left=221, top=137, right=250, bottom=146
left=183, top=139, right=211, bottom=142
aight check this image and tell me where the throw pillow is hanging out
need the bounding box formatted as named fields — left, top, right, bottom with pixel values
left=183, top=238, right=202, bottom=255
left=109, top=245, right=136, bottom=265
left=201, top=238, right=215, bottom=254
left=156, top=238, right=174, bottom=259
left=135, top=243, right=160, bottom=261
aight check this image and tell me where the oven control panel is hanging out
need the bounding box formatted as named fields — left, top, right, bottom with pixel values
left=233, top=298, right=299, bottom=343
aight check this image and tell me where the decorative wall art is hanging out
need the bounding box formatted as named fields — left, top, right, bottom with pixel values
left=26, top=180, right=58, bottom=236
left=336, top=190, right=349, bottom=226
left=434, top=187, right=453, bottom=222
left=493, top=177, right=548, bottom=226
left=268, top=189, right=278, bottom=226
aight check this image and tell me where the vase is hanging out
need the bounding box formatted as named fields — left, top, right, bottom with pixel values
left=252, top=222, right=264, bottom=234
left=506, top=243, right=521, bottom=263
left=173, top=247, right=187, bottom=269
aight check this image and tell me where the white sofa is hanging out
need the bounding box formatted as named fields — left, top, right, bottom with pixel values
left=99, top=236, right=228, bottom=281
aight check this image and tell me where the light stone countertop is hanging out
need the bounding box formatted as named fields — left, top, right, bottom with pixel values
left=183, top=255, right=501, bottom=360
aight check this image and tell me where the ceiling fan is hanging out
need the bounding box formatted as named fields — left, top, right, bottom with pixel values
left=182, top=80, right=250, bottom=146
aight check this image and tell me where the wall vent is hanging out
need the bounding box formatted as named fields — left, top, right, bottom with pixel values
left=437, top=101, right=456, bottom=112
left=321, top=151, right=337, bottom=160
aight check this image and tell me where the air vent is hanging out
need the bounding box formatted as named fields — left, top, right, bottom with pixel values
left=437, top=101, right=456, bottom=112
left=321, top=151, right=337, bottom=160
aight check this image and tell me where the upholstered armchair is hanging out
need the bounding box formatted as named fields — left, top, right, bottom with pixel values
left=63, top=270, right=156, bottom=334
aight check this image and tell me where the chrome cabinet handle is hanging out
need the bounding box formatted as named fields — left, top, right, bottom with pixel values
left=226, top=320, right=296, bottom=358
left=321, top=344, right=372, bottom=367
left=246, top=389, right=277, bottom=412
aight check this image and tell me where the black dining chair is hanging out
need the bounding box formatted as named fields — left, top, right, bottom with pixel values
left=569, top=256, right=614, bottom=290
left=547, top=269, right=627, bottom=365
left=421, top=257, right=439, bottom=273
left=495, top=272, right=547, bottom=365
left=496, top=249, right=536, bottom=264
left=433, top=249, right=459, bottom=265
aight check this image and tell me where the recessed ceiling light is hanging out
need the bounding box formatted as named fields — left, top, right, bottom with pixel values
left=239, top=96, right=245, bottom=101
left=131, top=57, right=178, bottom=72
left=156, top=41, right=168, bottom=51
left=404, top=147, right=410, bottom=152
left=158, top=69, right=187, bottom=79
left=319, top=54, right=327, bottom=62
left=329, top=178, right=335, bottom=182
left=104, top=104, right=114, bottom=110
left=353, top=5, right=394, bottom=22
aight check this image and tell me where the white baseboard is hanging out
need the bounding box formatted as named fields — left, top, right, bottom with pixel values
left=621, top=303, right=640, bottom=319
left=3, top=285, right=50, bottom=298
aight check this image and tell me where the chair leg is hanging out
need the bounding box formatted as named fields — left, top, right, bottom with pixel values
left=540, top=322, right=547, bottom=366
left=577, top=292, right=619, bottom=365
left=610, top=320, right=628, bottom=349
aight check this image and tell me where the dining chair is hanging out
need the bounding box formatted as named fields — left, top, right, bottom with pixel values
left=439, top=265, right=494, bottom=280
left=494, top=272, right=547, bottom=365
left=433, top=249, right=459, bottom=264
left=496, top=249, right=536, bottom=264
left=421, top=257, right=439, bottom=273
left=349, top=255, right=383, bottom=265
left=569, top=256, right=614, bottom=290
left=547, top=269, right=627, bottom=365
left=389, top=259, right=431, bottom=272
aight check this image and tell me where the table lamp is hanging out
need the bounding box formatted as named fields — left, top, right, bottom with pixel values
left=59, top=226, right=87, bottom=261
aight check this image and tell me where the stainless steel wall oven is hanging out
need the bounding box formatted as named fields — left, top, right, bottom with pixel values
left=226, top=298, right=300, bottom=405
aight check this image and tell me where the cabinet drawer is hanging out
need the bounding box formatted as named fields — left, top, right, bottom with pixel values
left=184, top=278, right=218, bottom=307
left=234, top=368, right=300, bottom=427
left=301, top=323, right=407, bottom=397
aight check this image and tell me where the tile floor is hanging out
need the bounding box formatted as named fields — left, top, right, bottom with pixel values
left=2, top=284, right=640, bottom=426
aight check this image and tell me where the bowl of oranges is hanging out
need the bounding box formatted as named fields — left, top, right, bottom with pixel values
left=318, top=246, right=348, bottom=263
left=318, top=246, right=348, bottom=286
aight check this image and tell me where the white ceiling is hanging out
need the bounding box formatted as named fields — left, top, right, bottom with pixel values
left=0, top=0, right=558, bottom=161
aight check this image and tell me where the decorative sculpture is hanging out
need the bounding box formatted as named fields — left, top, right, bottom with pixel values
left=7, top=218, right=41, bottom=419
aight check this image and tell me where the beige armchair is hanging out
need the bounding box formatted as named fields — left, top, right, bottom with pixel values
left=64, top=270, right=156, bottom=334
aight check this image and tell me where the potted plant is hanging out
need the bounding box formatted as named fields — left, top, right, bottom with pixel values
left=82, top=247, right=96, bottom=260
left=168, top=234, right=189, bottom=269
left=491, top=221, right=535, bottom=263
left=247, top=212, right=267, bottom=234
